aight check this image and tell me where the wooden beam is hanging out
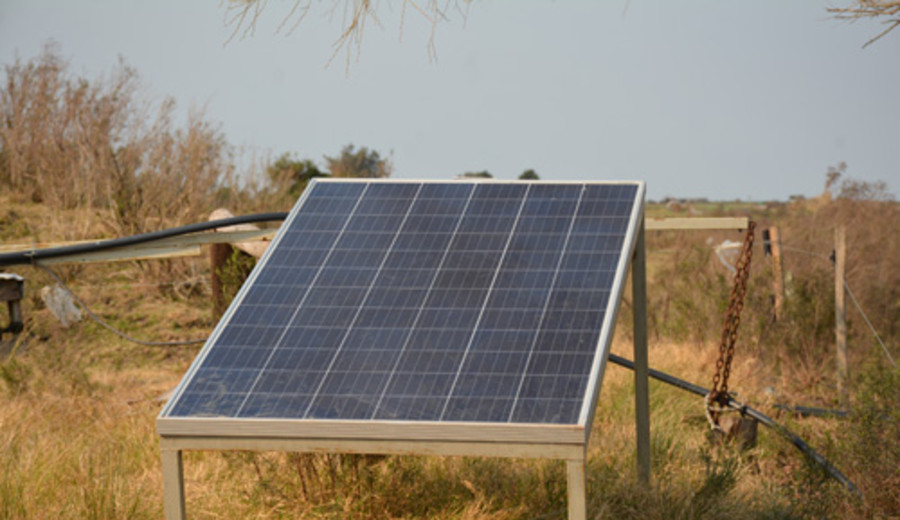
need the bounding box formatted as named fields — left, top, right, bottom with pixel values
left=38, top=245, right=202, bottom=265
left=0, top=239, right=97, bottom=253
left=2, top=217, right=744, bottom=260
left=208, top=208, right=271, bottom=258
left=0, top=229, right=276, bottom=266
left=4, top=216, right=750, bottom=265
left=645, top=217, right=749, bottom=231
left=138, top=229, right=275, bottom=250
left=0, top=229, right=275, bottom=254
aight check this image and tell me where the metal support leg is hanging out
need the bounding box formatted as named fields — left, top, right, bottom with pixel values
left=632, top=222, right=651, bottom=484
left=161, top=445, right=186, bottom=520
left=566, top=459, right=586, bottom=520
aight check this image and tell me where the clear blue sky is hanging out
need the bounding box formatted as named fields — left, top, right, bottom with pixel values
left=1, top=1, right=897, bottom=201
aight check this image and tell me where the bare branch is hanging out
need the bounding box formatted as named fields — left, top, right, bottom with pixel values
left=221, top=0, right=471, bottom=67
left=829, top=1, right=900, bottom=47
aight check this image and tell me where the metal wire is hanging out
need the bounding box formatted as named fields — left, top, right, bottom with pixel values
left=775, top=243, right=896, bottom=368
left=844, top=279, right=897, bottom=367
left=37, top=264, right=207, bottom=347
left=758, top=241, right=896, bottom=367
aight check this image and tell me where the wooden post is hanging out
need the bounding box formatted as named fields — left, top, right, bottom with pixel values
left=208, top=208, right=271, bottom=320
left=631, top=222, right=651, bottom=484
left=209, top=242, right=232, bottom=320
left=0, top=274, right=25, bottom=338
left=769, top=227, right=785, bottom=321
left=835, top=226, right=848, bottom=406
left=161, top=446, right=186, bottom=520
left=566, top=459, right=586, bottom=520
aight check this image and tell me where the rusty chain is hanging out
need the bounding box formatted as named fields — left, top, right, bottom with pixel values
left=708, top=221, right=755, bottom=424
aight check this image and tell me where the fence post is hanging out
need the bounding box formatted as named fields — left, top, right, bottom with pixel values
left=769, top=227, right=785, bottom=321
left=834, top=225, right=848, bottom=406
left=210, top=242, right=233, bottom=321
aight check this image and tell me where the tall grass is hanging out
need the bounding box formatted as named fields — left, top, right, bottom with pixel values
left=0, top=249, right=894, bottom=519
left=639, top=184, right=899, bottom=404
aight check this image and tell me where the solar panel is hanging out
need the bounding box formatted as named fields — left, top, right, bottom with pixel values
left=159, top=179, right=644, bottom=441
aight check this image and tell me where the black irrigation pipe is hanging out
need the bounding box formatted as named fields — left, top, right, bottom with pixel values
left=607, top=353, right=862, bottom=499
left=0, top=212, right=289, bottom=267
left=773, top=404, right=849, bottom=419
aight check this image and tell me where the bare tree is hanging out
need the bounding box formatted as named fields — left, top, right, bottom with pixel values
left=830, top=1, right=900, bottom=47
left=0, top=43, right=235, bottom=237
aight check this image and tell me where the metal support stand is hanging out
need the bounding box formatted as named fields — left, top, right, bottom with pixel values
left=160, top=436, right=586, bottom=520
left=161, top=445, right=186, bottom=520
left=632, top=223, right=651, bottom=484
left=158, top=207, right=652, bottom=520
left=566, top=458, right=586, bottom=520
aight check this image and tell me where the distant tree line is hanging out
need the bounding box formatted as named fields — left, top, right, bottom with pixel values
left=268, top=144, right=392, bottom=198
left=457, top=169, right=541, bottom=180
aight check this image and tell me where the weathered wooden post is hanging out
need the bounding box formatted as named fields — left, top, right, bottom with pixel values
left=0, top=273, right=25, bottom=340
left=208, top=209, right=271, bottom=320
left=769, top=227, right=785, bottom=321
left=209, top=242, right=233, bottom=320
left=834, top=225, right=848, bottom=406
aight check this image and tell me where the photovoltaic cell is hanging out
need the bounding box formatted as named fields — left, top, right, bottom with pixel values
left=164, top=180, right=641, bottom=426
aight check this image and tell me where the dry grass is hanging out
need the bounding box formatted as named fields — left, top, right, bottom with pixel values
left=2, top=191, right=897, bottom=519
left=0, top=308, right=866, bottom=520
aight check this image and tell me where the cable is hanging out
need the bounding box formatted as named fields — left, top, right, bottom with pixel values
left=38, top=264, right=207, bottom=347
left=843, top=280, right=897, bottom=367
left=607, top=353, right=862, bottom=498
left=773, top=404, right=849, bottom=419
left=0, top=212, right=289, bottom=267
left=779, top=245, right=832, bottom=261
left=2, top=213, right=290, bottom=344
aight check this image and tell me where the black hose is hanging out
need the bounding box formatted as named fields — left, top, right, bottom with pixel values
left=773, top=404, right=849, bottom=419
left=607, top=353, right=862, bottom=498
left=0, top=212, right=289, bottom=267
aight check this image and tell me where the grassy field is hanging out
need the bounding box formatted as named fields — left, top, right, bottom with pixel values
left=0, top=319, right=817, bottom=519
left=2, top=191, right=899, bottom=519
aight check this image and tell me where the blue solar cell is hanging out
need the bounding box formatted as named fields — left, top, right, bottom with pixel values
left=164, top=180, right=641, bottom=427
